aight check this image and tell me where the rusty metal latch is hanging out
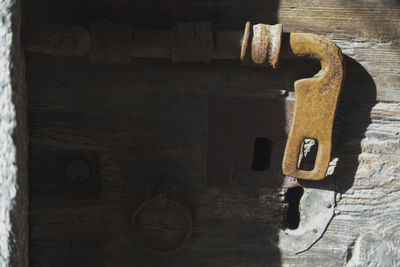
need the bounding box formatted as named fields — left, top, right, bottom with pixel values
left=23, top=21, right=344, bottom=180
left=282, top=33, right=343, bottom=180
left=240, top=22, right=344, bottom=180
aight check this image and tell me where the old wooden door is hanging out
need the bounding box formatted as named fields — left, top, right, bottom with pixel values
left=26, top=0, right=400, bottom=266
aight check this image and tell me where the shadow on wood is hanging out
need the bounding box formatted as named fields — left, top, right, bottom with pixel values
left=300, top=55, right=377, bottom=195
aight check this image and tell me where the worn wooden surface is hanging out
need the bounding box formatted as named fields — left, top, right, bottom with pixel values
left=26, top=0, right=400, bottom=266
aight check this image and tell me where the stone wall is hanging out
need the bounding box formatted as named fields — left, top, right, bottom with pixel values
left=0, top=0, right=28, bottom=266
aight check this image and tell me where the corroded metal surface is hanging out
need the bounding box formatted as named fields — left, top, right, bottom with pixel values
left=132, top=186, right=193, bottom=255
left=207, top=98, right=293, bottom=186
left=89, top=22, right=133, bottom=64
left=171, top=22, right=213, bottom=63
left=23, top=24, right=90, bottom=56
left=282, top=33, right=344, bottom=180
left=240, top=22, right=282, bottom=68
left=251, top=24, right=269, bottom=65
left=278, top=187, right=335, bottom=254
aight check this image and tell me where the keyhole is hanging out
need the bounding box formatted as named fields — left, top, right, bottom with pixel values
left=66, top=160, right=90, bottom=184
left=286, top=186, right=304, bottom=230
left=252, top=137, right=273, bottom=171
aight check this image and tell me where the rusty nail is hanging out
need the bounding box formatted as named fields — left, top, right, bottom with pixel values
left=66, top=159, right=90, bottom=184
left=326, top=202, right=332, bottom=208
left=312, top=228, right=318, bottom=233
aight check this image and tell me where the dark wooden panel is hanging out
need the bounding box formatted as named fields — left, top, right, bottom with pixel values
left=29, top=55, right=313, bottom=266
left=207, top=97, right=293, bottom=186
left=25, top=0, right=400, bottom=40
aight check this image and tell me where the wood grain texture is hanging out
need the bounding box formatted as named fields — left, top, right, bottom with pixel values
left=25, top=0, right=400, bottom=266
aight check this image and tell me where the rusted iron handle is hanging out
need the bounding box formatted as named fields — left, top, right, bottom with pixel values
left=132, top=187, right=193, bottom=255
left=282, top=33, right=344, bottom=180
left=22, top=24, right=311, bottom=62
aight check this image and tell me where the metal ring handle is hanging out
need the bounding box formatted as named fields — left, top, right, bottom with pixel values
left=132, top=196, right=193, bottom=255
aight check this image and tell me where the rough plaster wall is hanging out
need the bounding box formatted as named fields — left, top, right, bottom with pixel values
left=0, top=0, right=28, bottom=266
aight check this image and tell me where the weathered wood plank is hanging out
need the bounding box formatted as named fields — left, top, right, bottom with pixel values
left=26, top=0, right=400, bottom=40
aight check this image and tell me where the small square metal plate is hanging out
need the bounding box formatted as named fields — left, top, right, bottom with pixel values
left=207, top=97, right=293, bottom=187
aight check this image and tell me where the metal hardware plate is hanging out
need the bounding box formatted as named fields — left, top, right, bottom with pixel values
left=278, top=187, right=335, bottom=254
left=207, top=97, right=293, bottom=187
